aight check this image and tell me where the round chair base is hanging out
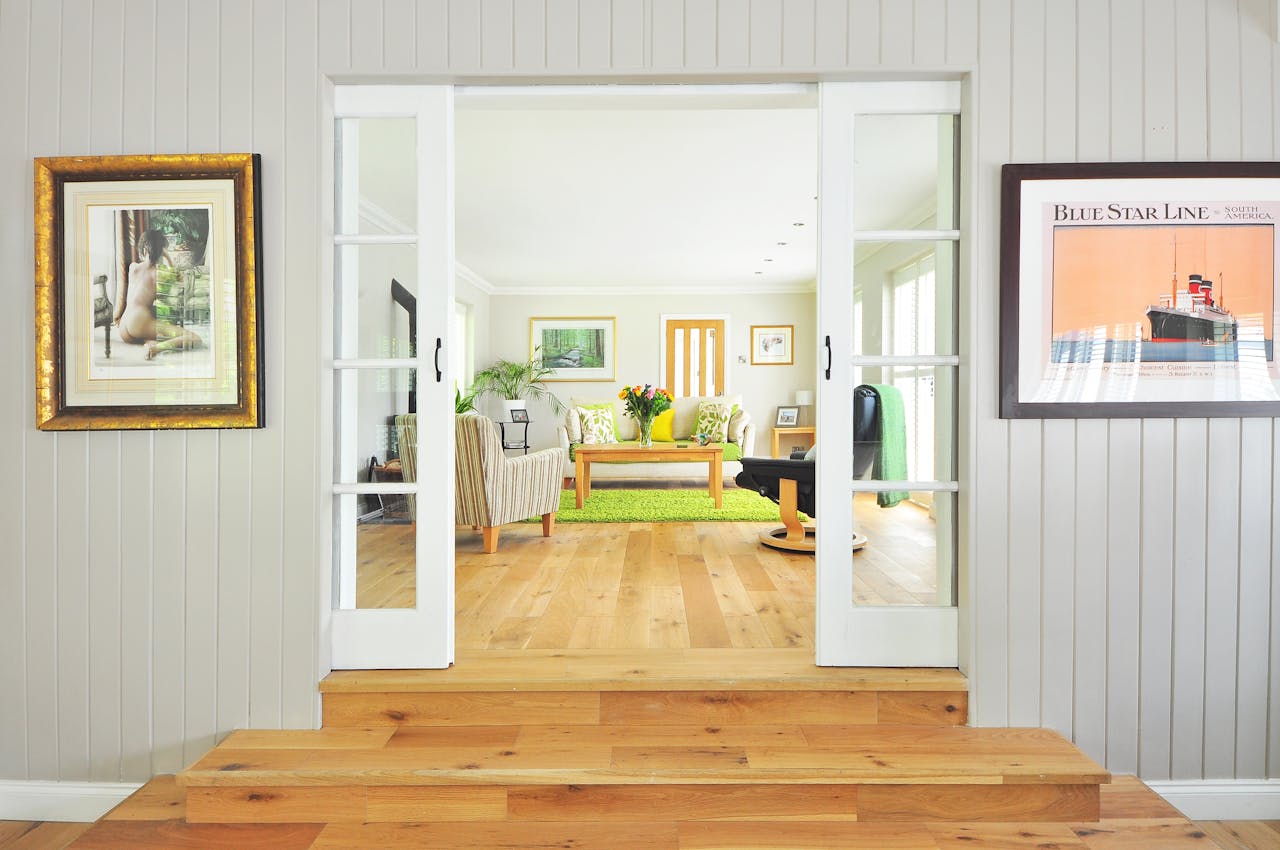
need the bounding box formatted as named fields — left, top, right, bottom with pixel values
left=758, top=524, right=868, bottom=554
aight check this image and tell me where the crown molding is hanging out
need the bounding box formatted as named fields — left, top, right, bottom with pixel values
left=487, top=279, right=817, bottom=297
left=455, top=262, right=496, bottom=295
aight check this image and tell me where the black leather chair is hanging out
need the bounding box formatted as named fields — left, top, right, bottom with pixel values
left=735, top=386, right=881, bottom=552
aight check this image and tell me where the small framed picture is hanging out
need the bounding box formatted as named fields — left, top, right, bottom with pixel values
left=509, top=408, right=530, bottom=423
left=775, top=406, right=799, bottom=427
left=750, top=324, right=794, bottom=365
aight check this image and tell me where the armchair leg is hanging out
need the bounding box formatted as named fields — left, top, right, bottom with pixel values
left=542, top=512, right=556, bottom=537
left=481, top=526, right=499, bottom=553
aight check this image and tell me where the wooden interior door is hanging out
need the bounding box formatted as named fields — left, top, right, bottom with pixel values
left=664, top=318, right=725, bottom=397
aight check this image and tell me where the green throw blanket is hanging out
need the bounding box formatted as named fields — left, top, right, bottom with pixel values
left=867, top=384, right=909, bottom=508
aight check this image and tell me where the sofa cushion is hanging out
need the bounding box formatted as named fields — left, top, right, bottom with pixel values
left=694, top=401, right=732, bottom=442
left=571, top=397, right=631, bottom=440
left=671, top=394, right=740, bottom=439
left=651, top=408, right=676, bottom=442
left=579, top=406, right=618, bottom=444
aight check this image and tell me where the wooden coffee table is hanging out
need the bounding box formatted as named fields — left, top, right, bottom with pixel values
left=574, top=444, right=724, bottom=509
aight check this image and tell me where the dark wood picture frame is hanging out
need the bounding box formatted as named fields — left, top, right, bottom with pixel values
left=1000, top=161, right=1280, bottom=418
left=35, top=153, right=264, bottom=429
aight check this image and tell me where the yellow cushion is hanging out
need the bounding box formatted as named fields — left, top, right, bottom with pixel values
left=651, top=408, right=676, bottom=442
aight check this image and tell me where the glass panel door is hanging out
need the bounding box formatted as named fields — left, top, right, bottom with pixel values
left=815, top=82, right=961, bottom=666
left=329, top=86, right=455, bottom=669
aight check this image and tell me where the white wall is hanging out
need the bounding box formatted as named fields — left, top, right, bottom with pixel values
left=484, top=291, right=816, bottom=451
left=2, top=0, right=1278, bottom=790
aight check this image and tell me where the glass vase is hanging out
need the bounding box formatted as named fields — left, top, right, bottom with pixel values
left=637, top=415, right=654, bottom=447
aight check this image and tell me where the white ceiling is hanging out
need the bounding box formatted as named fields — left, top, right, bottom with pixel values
left=356, top=89, right=946, bottom=294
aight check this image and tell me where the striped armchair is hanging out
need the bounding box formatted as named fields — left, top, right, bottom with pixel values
left=455, top=413, right=565, bottom=553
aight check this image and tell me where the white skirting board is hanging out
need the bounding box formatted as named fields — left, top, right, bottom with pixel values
left=0, top=780, right=142, bottom=822
left=1148, top=779, right=1280, bottom=820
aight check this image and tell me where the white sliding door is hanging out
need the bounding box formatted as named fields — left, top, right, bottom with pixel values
left=328, top=86, right=456, bottom=669
left=815, top=82, right=961, bottom=666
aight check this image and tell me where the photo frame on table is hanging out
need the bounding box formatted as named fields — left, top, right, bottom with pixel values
left=509, top=408, right=530, bottom=423
left=751, top=324, right=794, bottom=365
left=35, top=153, right=263, bottom=430
left=530, top=316, right=616, bottom=381
left=1000, top=162, right=1280, bottom=418
left=775, top=406, right=800, bottom=427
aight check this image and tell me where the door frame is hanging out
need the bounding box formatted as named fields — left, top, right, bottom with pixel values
left=319, top=78, right=974, bottom=673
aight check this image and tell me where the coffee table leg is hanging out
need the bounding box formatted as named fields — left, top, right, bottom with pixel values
left=711, top=453, right=722, bottom=508
left=575, top=454, right=585, bottom=508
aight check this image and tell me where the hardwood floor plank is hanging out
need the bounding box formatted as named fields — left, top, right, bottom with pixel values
left=747, top=590, right=811, bottom=649
left=567, top=616, right=616, bottom=649
left=514, top=724, right=809, bottom=748
left=218, top=728, right=396, bottom=749
left=69, top=821, right=323, bottom=849
left=322, top=650, right=967, bottom=693
left=1098, top=775, right=1183, bottom=819
left=186, top=786, right=366, bottom=823
left=4, top=823, right=93, bottom=850
left=677, top=821, right=940, bottom=849
left=928, top=822, right=1087, bottom=848
left=651, top=586, right=692, bottom=648
left=600, top=691, right=879, bottom=726
left=486, top=617, right=541, bottom=649
left=610, top=746, right=751, bottom=769
left=876, top=692, right=968, bottom=726
left=858, top=784, right=1099, bottom=822
left=507, top=784, right=858, bottom=822
left=1070, top=820, right=1222, bottom=849
left=1193, top=821, right=1280, bottom=850
left=679, top=555, right=734, bottom=649
left=796, top=726, right=1081, bottom=752
left=101, top=775, right=186, bottom=821
left=524, top=555, right=588, bottom=647
left=322, top=692, right=602, bottom=727
left=0, top=823, right=37, bottom=845
left=365, top=787, right=507, bottom=822
left=311, top=821, right=679, bottom=849
left=385, top=726, right=522, bottom=748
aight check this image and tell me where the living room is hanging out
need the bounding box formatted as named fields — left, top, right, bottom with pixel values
left=346, top=85, right=954, bottom=653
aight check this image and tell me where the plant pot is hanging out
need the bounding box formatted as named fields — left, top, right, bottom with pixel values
left=502, top=399, right=527, bottom=421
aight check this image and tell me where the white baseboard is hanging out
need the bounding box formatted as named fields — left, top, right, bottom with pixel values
left=0, top=780, right=143, bottom=822
left=1147, top=779, right=1280, bottom=820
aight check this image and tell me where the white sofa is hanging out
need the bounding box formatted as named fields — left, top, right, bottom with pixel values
left=556, top=394, right=756, bottom=482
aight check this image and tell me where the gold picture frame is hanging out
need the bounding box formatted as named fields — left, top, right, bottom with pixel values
left=35, top=153, right=263, bottom=429
left=750, top=324, right=794, bottom=365
left=530, top=316, right=616, bottom=381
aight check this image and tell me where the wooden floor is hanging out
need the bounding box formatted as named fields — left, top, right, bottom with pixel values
left=10, top=777, right=1273, bottom=848
left=357, top=491, right=940, bottom=646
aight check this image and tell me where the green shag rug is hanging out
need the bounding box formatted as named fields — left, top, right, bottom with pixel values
left=523, top=488, right=809, bottom=523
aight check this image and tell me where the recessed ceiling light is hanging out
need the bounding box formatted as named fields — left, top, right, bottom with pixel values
left=755, top=271, right=763, bottom=275
left=792, top=222, right=805, bottom=227
left=763, top=258, right=773, bottom=262
left=777, top=242, right=788, bottom=246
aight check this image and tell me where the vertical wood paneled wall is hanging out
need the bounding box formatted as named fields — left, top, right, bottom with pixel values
left=1, top=0, right=1276, bottom=785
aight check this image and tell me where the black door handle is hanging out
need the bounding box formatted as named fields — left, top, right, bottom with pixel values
left=824, top=335, right=832, bottom=380
left=434, top=338, right=443, bottom=382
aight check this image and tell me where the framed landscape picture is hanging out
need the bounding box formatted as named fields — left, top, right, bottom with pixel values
left=1000, top=162, right=1280, bottom=418
left=35, top=153, right=263, bottom=429
left=530, top=316, right=616, bottom=381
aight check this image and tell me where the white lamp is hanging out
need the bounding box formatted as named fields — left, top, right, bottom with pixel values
left=794, top=390, right=814, bottom=406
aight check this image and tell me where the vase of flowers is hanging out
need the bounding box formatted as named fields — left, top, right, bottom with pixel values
left=619, top=383, right=673, bottom=448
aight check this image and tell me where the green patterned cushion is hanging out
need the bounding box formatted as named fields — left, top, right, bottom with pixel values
left=693, top=401, right=731, bottom=442
left=578, top=406, right=617, bottom=445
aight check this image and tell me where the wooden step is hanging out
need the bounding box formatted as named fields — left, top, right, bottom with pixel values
left=78, top=774, right=1214, bottom=849
left=320, top=649, right=969, bottom=728
left=177, top=724, right=1108, bottom=824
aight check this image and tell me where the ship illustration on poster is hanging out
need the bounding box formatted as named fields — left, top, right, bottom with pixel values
left=1049, top=224, right=1275, bottom=364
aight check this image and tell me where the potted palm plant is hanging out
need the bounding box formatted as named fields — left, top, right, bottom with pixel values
left=471, top=349, right=565, bottom=420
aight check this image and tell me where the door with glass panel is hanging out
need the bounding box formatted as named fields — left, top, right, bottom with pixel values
left=815, top=82, right=961, bottom=666
left=330, top=86, right=455, bottom=669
